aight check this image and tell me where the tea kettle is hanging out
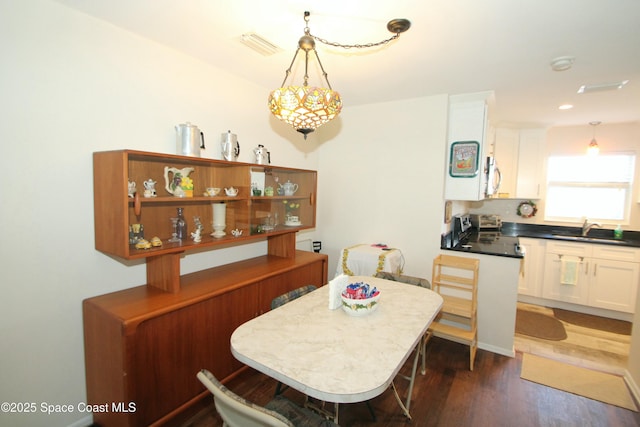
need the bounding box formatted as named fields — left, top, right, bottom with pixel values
left=253, top=144, right=270, bottom=165
left=175, top=122, right=205, bottom=157
left=221, top=130, right=240, bottom=161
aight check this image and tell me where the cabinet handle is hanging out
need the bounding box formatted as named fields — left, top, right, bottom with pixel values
left=584, top=261, right=589, bottom=275
left=134, top=192, right=141, bottom=217
left=593, top=263, right=597, bottom=277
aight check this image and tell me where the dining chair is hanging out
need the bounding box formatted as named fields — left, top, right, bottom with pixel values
left=270, top=284, right=317, bottom=310
left=374, top=271, right=432, bottom=414
left=197, top=369, right=338, bottom=427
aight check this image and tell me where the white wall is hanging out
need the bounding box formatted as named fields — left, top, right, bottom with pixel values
left=0, top=1, right=318, bottom=426
left=315, top=95, right=449, bottom=279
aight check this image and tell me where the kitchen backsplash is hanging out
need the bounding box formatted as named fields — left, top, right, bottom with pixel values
left=469, top=198, right=541, bottom=224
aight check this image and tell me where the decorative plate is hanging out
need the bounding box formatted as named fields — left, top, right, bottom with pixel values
left=517, top=201, right=537, bottom=218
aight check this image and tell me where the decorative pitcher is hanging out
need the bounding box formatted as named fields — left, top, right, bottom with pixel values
left=164, top=166, right=195, bottom=197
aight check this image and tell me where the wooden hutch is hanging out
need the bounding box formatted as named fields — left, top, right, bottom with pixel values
left=84, top=150, right=328, bottom=426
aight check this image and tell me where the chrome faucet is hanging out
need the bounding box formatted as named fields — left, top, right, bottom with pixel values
left=582, top=219, right=602, bottom=236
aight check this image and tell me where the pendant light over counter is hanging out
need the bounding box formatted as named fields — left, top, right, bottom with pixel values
left=588, top=121, right=601, bottom=155
left=268, top=11, right=411, bottom=139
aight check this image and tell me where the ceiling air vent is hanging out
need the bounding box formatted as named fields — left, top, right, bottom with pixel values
left=577, top=80, right=629, bottom=94
left=239, top=33, right=282, bottom=56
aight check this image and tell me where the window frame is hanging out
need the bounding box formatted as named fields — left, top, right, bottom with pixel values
left=544, top=152, right=636, bottom=224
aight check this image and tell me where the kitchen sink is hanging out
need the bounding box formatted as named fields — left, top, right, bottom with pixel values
left=551, top=234, right=627, bottom=245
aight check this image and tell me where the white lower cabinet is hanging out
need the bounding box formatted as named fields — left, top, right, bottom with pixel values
left=517, top=238, right=545, bottom=297
left=542, top=241, right=639, bottom=313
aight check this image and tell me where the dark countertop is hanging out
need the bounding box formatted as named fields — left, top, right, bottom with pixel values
left=443, top=231, right=523, bottom=258
left=441, top=222, right=640, bottom=259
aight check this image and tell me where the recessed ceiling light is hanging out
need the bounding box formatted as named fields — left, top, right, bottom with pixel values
left=577, top=80, right=629, bottom=94
left=558, top=104, right=573, bottom=110
left=239, top=33, right=282, bottom=56
left=550, top=56, right=575, bottom=71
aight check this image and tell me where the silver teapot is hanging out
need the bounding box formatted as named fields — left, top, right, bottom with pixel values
left=253, top=144, right=270, bottom=164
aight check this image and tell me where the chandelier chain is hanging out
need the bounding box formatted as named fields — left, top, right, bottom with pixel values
left=306, top=31, right=400, bottom=50
left=303, top=11, right=401, bottom=50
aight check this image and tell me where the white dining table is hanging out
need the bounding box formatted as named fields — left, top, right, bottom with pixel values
left=230, top=275, right=443, bottom=420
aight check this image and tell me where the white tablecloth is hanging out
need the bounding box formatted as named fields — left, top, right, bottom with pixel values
left=335, top=244, right=404, bottom=277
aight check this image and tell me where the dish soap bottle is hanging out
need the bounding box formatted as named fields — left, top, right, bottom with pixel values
left=614, top=224, right=623, bottom=240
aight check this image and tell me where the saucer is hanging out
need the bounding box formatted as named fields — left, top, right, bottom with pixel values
left=285, top=221, right=302, bottom=226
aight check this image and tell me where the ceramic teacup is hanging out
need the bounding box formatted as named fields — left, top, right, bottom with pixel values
left=206, top=187, right=221, bottom=196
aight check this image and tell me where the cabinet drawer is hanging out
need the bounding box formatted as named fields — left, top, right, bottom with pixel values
left=545, top=241, right=590, bottom=257
left=592, top=244, right=640, bottom=262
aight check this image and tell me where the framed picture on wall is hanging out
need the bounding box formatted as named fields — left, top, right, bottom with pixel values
left=449, top=141, right=479, bottom=177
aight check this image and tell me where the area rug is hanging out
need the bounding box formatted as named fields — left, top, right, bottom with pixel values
left=516, top=309, right=567, bottom=341
left=521, top=353, right=638, bottom=411
left=553, top=308, right=632, bottom=335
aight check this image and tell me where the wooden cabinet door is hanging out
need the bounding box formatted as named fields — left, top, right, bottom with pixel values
left=515, top=129, right=545, bottom=198
left=542, top=252, right=589, bottom=305
left=129, top=284, right=259, bottom=426
left=588, top=258, right=639, bottom=313
left=517, top=238, right=544, bottom=297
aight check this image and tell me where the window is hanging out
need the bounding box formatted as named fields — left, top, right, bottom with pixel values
left=545, top=153, right=635, bottom=223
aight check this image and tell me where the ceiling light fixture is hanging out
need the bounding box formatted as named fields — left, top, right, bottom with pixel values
left=268, top=11, right=411, bottom=138
left=558, top=104, right=573, bottom=110
left=588, top=121, right=601, bottom=156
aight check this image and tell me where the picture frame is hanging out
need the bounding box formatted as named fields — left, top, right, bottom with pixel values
left=449, top=140, right=480, bottom=177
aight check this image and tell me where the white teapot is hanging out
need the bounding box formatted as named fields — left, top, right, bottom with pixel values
left=279, top=180, right=298, bottom=196
left=143, top=179, right=157, bottom=198
left=224, top=187, right=239, bottom=196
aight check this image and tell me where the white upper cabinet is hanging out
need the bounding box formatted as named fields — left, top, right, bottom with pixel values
left=444, top=92, right=493, bottom=201
left=492, top=128, right=546, bottom=199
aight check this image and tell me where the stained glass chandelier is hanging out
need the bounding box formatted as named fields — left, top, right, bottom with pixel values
left=268, top=11, right=411, bottom=139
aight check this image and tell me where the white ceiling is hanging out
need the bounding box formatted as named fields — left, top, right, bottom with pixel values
left=54, top=0, right=640, bottom=128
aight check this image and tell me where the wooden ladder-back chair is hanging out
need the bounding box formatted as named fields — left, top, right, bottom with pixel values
left=427, top=254, right=479, bottom=370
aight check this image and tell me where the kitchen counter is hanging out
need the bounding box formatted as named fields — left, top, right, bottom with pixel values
left=500, top=222, right=640, bottom=248
left=443, top=231, right=523, bottom=258
left=441, top=222, right=640, bottom=258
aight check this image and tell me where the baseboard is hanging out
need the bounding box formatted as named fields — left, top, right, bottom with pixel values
left=623, top=369, right=640, bottom=410
left=479, top=342, right=515, bottom=358
left=517, top=295, right=633, bottom=322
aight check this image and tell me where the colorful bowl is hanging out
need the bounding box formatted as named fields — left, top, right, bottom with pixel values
left=341, top=292, right=381, bottom=316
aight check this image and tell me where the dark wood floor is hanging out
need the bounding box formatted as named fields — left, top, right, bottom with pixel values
left=180, top=337, right=640, bottom=427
